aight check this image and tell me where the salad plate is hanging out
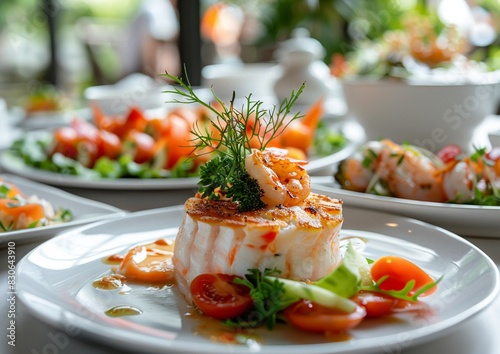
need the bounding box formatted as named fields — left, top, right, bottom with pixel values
left=311, top=181, right=500, bottom=238
left=16, top=204, right=499, bottom=354
left=0, top=121, right=362, bottom=190
left=0, top=174, right=125, bottom=246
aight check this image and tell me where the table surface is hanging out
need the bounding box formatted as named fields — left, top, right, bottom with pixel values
left=1, top=115, right=500, bottom=353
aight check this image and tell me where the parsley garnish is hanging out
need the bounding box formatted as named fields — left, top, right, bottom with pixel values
left=226, top=268, right=296, bottom=329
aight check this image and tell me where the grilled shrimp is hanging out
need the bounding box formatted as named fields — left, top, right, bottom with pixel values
left=335, top=141, right=384, bottom=192
left=336, top=139, right=446, bottom=202
left=379, top=140, right=446, bottom=202
left=245, top=148, right=311, bottom=207
left=442, top=161, right=476, bottom=202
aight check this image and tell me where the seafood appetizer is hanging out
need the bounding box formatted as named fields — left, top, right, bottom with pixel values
left=0, top=178, right=72, bottom=232
left=173, top=155, right=343, bottom=301
left=336, top=140, right=500, bottom=206
left=106, top=75, right=440, bottom=337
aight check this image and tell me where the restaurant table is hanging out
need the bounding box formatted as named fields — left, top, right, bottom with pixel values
left=1, top=119, right=500, bottom=353
left=1, top=232, right=499, bottom=354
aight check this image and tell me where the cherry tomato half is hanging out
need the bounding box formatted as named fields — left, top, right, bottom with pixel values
left=124, top=131, right=156, bottom=164
left=190, top=274, right=253, bottom=320
left=370, top=256, right=437, bottom=296
left=436, top=144, right=462, bottom=163
left=98, top=130, right=122, bottom=159
left=284, top=300, right=366, bottom=333
left=351, top=291, right=397, bottom=317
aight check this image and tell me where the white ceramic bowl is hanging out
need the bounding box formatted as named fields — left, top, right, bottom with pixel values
left=342, top=77, right=500, bottom=152
left=201, top=63, right=280, bottom=100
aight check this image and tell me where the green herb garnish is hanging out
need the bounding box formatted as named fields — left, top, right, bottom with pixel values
left=0, top=221, right=14, bottom=232
left=161, top=73, right=305, bottom=211
left=226, top=268, right=296, bottom=330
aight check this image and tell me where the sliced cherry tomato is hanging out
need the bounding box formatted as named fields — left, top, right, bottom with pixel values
left=92, top=104, right=121, bottom=132
left=52, top=127, right=79, bottom=159
left=71, top=118, right=100, bottom=142
left=164, top=115, right=195, bottom=169
left=118, top=241, right=175, bottom=283
left=124, top=131, right=156, bottom=164
left=392, top=298, right=434, bottom=317
left=98, top=130, right=122, bottom=159
left=113, top=106, right=148, bottom=138
left=284, top=300, right=366, bottom=333
left=189, top=273, right=253, bottom=320
left=436, top=144, right=462, bottom=163
left=146, top=117, right=171, bottom=139
left=75, top=140, right=100, bottom=167
left=370, top=256, right=437, bottom=296
left=351, top=291, right=397, bottom=317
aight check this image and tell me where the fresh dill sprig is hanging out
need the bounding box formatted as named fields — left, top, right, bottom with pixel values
left=161, top=72, right=305, bottom=211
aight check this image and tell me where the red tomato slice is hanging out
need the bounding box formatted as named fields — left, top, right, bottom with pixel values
left=190, top=274, right=253, bottom=320
left=351, top=291, right=397, bottom=317
left=98, top=130, right=122, bottom=159
left=370, top=256, right=437, bottom=296
left=284, top=300, right=366, bottom=333
left=71, top=118, right=100, bottom=142
left=76, top=140, right=100, bottom=167
left=124, top=131, right=156, bottom=164
left=164, top=115, right=195, bottom=169
left=436, top=144, right=462, bottom=163
left=113, top=107, right=148, bottom=138
left=92, top=104, right=121, bottom=132
left=146, top=117, right=171, bottom=139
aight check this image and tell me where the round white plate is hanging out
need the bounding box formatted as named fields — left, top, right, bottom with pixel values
left=0, top=121, right=362, bottom=190
left=311, top=183, right=500, bottom=238
left=0, top=174, right=125, bottom=246
left=17, top=206, right=499, bottom=354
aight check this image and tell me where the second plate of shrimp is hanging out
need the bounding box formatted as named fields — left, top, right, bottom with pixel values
left=311, top=140, right=500, bottom=237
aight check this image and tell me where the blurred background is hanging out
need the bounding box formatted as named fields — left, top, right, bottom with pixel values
left=0, top=0, right=499, bottom=111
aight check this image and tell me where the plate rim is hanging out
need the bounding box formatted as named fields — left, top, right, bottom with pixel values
left=16, top=205, right=500, bottom=354
left=311, top=184, right=500, bottom=238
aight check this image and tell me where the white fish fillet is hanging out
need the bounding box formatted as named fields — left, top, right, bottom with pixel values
left=172, top=192, right=343, bottom=300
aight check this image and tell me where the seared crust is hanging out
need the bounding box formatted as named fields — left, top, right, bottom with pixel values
left=184, top=192, right=343, bottom=228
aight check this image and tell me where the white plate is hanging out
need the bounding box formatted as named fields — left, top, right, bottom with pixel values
left=16, top=205, right=499, bottom=354
left=0, top=174, right=125, bottom=246
left=0, top=121, right=362, bottom=190
left=311, top=182, right=500, bottom=238
left=18, top=108, right=92, bottom=131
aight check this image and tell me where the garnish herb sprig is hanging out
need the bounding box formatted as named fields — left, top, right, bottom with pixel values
left=161, top=73, right=306, bottom=211
left=226, top=268, right=296, bottom=330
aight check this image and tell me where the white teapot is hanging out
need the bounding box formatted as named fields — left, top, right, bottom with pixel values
left=273, top=28, right=334, bottom=105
